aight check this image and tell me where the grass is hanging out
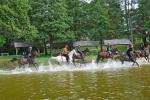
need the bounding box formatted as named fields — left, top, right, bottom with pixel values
left=0, top=44, right=149, bottom=67
left=0, top=45, right=131, bottom=63
left=35, top=55, right=50, bottom=64
left=0, top=55, right=50, bottom=63
left=0, top=55, right=17, bottom=61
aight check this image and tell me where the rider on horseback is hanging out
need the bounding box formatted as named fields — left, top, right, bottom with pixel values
left=106, top=43, right=112, bottom=58
left=76, top=45, right=84, bottom=60
left=126, top=44, right=133, bottom=61
left=140, top=43, right=146, bottom=55
left=62, top=45, right=70, bottom=62
left=27, top=47, right=37, bottom=63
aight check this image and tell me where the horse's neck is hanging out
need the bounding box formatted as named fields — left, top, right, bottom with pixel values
left=69, top=50, right=76, bottom=59
left=82, top=50, right=87, bottom=55
left=68, top=51, right=74, bottom=58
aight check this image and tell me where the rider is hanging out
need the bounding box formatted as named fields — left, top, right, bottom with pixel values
left=76, top=45, right=84, bottom=60
left=27, top=47, right=37, bottom=62
left=28, top=46, right=32, bottom=58
left=140, top=42, right=146, bottom=55
left=62, top=45, right=70, bottom=62
left=126, top=44, right=133, bottom=61
left=106, top=43, right=112, bottom=57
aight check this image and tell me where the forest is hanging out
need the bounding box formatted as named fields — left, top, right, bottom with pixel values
left=0, top=0, right=150, bottom=54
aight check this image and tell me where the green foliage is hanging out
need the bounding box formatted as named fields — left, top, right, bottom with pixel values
left=29, top=0, right=74, bottom=43
left=0, top=0, right=149, bottom=52
left=0, top=35, right=6, bottom=47
left=0, top=0, right=38, bottom=43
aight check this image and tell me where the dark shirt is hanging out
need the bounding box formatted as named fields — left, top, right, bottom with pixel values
left=140, top=45, right=144, bottom=50
left=107, top=46, right=112, bottom=51
left=127, top=47, right=132, bottom=56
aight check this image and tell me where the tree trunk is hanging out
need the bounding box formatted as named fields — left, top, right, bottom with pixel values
left=49, top=35, right=53, bottom=57
left=142, top=32, right=147, bottom=45
left=43, top=38, right=47, bottom=55
left=124, top=0, right=130, bottom=38
left=100, top=39, right=103, bottom=51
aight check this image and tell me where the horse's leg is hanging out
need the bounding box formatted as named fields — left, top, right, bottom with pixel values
left=132, top=62, right=135, bottom=66
left=146, top=55, right=150, bottom=62
left=33, top=63, right=38, bottom=70
left=18, top=64, right=22, bottom=68
left=31, top=58, right=38, bottom=70
left=72, top=57, right=77, bottom=67
left=121, top=59, right=124, bottom=64
left=96, top=55, right=100, bottom=64
left=145, top=56, right=148, bottom=61
left=132, top=60, right=139, bottom=67
left=102, top=58, right=104, bottom=61
left=147, top=55, right=149, bottom=62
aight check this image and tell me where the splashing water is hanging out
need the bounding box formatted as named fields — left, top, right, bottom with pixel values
left=0, top=58, right=149, bottom=75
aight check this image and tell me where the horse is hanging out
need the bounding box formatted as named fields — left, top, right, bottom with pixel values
left=96, top=48, right=119, bottom=63
left=51, top=49, right=78, bottom=64
left=119, top=52, right=139, bottom=67
left=73, top=48, right=89, bottom=61
left=134, top=45, right=150, bottom=62
left=134, top=50, right=149, bottom=62
left=12, top=50, right=39, bottom=70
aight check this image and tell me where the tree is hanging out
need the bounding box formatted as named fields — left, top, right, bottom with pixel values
left=137, top=0, right=150, bottom=44
left=0, top=0, right=37, bottom=47
left=29, top=0, right=74, bottom=55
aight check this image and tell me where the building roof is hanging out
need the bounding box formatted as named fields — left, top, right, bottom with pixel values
left=73, top=41, right=99, bottom=46
left=104, top=39, right=132, bottom=45
left=14, top=42, right=30, bottom=48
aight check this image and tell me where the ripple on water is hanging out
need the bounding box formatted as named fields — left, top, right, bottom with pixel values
left=0, top=60, right=150, bottom=100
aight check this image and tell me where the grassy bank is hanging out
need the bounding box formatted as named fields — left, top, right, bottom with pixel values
left=0, top=45, right=149, bottom=68
left=0, top=55, right=50, bottom=68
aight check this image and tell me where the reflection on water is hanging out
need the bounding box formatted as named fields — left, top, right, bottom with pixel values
left=0, top=66, right=150, bottom=100
left=0, top=60, right=150, bottom=100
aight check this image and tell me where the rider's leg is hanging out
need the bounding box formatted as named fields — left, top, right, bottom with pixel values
left=108, top=51, right=112, bottom=58
left=127, top=53, right=131, bottom=61
left=78, top=51, right=84, bottom=60
left=66, top=54, right=69, bottom=62
left=63, top=54, right=69, bottom=62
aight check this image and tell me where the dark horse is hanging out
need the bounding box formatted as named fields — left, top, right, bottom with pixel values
left=134, top=50, right=149, bottom=62
left=96, top=48, right=119, bottom=63
left=119, top=52, right=139, bottom=67
left=73, top=48, right=89, bottom=61
left=12, top=50, right=38, bottom=70
left=134, top=45, right=150, bottom=62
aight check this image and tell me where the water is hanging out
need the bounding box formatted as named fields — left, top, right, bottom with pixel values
left=0, top=59, right=150, bottom=100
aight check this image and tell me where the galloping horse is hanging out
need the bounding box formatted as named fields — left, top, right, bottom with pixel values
left=73, top=48, right=89, bottom=61
left=96, top=48, right=119, bottom=63
left=17, top=50, right=38, bottom=70
left=134, top=45, right=150, bottom=62
left=51, top=49, right=78, bottom=64
left=119, top=52, right=139, bottom=66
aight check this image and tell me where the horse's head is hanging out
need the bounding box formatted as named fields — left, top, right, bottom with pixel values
left=112, top=48, right=119, bottom=55
left=82, top=48, right=90, bottom=55
left=85, top=48, right=90, bottom=52
left=31, top=50, right=39, bottom=57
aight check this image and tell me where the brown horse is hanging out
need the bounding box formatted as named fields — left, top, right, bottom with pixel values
left=134, top=45, right=150, bottom=62
left=73, top=48, right=89, bottom=61
left=17, top=50, right=38, bottom=70
left=134, top=50, right=149, bottom=62
left=119, top=52, right=139, bottom=67
left=96, top=48, right=119, bottom=63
